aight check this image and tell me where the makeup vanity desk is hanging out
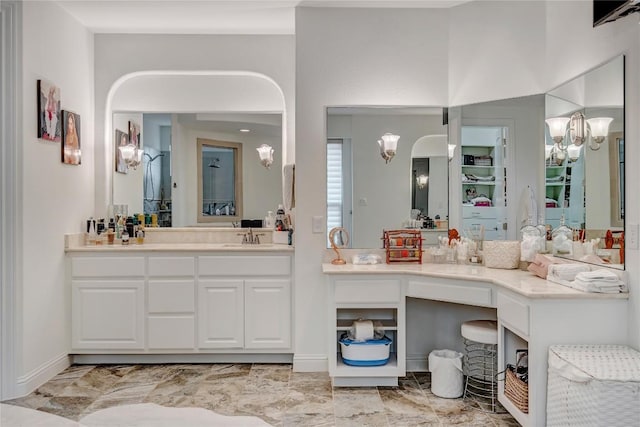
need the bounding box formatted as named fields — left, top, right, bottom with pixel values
left=323, top=263, right=629, bottom=427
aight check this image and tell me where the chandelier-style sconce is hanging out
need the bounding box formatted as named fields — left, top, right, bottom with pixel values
left=119, top=143, right=143, bottom=170
left=416, top=174, right=428, bottom=189
left=545, top=113, right=613, bottom=164
left=378, top=133, right=399, bottom=164
left=256, top=144, right=274, bottom=169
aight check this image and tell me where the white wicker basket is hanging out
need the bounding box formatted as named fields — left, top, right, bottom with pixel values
left=547, top=345, right=640, bottom=426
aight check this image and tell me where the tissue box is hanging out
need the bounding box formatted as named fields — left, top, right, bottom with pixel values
left=483, top=240, right=521, bottom=269
left=339, top=335, right=392, bottom=366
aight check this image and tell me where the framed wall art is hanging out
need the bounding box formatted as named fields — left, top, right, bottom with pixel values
left=61, top=110, right=81, bottom=165
left=37, top=79, right=61, bottom=142
left=115, top=129, right=129, bottom=174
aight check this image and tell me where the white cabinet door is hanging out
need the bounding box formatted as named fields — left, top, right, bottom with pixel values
left=198, top=279, right=244, bottom=349
left=244, top=279, right=291, bottom=349
left=72, top=280, right=145, bottom=349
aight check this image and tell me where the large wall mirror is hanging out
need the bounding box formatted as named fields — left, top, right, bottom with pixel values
left=326, top=107, right=448, bottom=248
left=545, top=55, right=625, bottom=268
left=109, top=74, right=284, bottom=227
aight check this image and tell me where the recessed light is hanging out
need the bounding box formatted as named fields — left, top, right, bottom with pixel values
left=239, top=129, right=250, bottom=133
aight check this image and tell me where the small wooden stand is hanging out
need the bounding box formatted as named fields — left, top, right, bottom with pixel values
left=382, top=230, right=423, bottom=264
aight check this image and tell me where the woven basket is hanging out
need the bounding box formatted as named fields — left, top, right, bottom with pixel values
left=505, top=366, right=529, bottom=413
left=483, top=241, right=521, bottom=269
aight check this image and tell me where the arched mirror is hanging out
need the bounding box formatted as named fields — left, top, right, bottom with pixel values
left=326, top=106, right=448, bottom=248
left=109, top=73, right=285, bottom=227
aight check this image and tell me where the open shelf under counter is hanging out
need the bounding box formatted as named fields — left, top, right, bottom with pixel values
left=332, top=353, right=399, bottom=387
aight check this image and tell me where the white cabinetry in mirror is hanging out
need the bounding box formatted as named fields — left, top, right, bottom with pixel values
left=460, top=126, right=507, bottom=240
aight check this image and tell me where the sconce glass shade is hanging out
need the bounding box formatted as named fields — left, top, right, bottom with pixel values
left=416, top=174, right=428, bottom=189
left=545, top=117, right=570, bottom=142
left=256, top=144, right=274, bottom=169
left=378, top=133, right=399, bottom=163
left=586, top=117, right=613, bottom=144
left=447, top=144, right=456, bottom=160
left=544, top=144, right=553, bottom=160
left=567, top=143, right=582, bottom=161
left=119, top=143, right=137, bottom=162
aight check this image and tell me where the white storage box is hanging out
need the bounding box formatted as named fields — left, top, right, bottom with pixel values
left=339, top=335, right=392, bottom=366
left=547, top=345, right=640, bottom=426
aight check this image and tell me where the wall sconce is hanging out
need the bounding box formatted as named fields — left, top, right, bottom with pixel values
left=256, top=144, right=274, bottom=169
left=546, top=113, right=613, bottom=161
left=119, top=143, right=143, bottom=170
left=378, top=133, right=399, bottom=163
left=447, top=144, right=456, bottom=162
left=416, top=174, right=428, bottom=189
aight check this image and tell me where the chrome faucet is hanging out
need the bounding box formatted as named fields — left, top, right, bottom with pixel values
left=237, top=228, right=265, bottom=244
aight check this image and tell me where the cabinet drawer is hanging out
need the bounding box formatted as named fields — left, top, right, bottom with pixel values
left=498, top=292, right=530, bottom=337
left=148, top=316, right=195, bottom=349
left=199, top=256, right=290, bottom=276
left=148, top=280, right=195, bottom=313
left=463, top=206, right=498, bottom=219
left=71, top=257, right=145, bottom=278
left=407, top=280, right=493, bottom=307
left=334, top=280, right=400, bottom=303
left=148, top=257, right=194, bottom=277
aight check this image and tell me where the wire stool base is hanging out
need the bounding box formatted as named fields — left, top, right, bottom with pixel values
left=462, top=338, right=504, bottom=413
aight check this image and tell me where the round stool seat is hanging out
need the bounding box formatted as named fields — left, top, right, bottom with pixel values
left=461, top=320, right=498, bottom=345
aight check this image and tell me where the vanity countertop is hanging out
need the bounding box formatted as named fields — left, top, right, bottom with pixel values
left=322, top=262, right=628, bottom=300
left=66, top=242, right=294, bottom=253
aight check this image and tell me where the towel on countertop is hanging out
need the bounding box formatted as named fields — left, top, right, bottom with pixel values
left=527, top=253, right=566, bottom=279
left=547, top=264, right=591, bottom=288
left=283, top=164, right=295, bottom=210
left=575, top=269, right=621, bottom=282
left=573, top=269, right=627, bottom=293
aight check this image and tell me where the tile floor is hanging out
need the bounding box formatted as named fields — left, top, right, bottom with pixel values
left=3, top=364, right=519, bottom=426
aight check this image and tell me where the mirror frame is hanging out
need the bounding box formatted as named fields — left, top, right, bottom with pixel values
left=197, top=138, right=243, bottom=223
left=609, top=131, right=624, bottom=228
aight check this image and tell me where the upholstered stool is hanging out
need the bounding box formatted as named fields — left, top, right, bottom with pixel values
left=461, top=320, right=499, bottom=412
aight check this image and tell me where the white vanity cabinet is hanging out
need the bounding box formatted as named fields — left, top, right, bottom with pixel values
left=71, top=257, right=146, bottom=350
left=68, top=251, right=293, bottom=356
left=198, top=255, right=292, bottom=350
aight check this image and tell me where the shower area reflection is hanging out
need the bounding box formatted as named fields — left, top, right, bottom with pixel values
left=143, top=114, right=172, bottom=227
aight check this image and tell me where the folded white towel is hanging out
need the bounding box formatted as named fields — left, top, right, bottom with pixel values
left=573, top=278, right=627, bottom=293
left=575, top=269, right=621, bottom=282
left=548, top=264, right=590, bottom=281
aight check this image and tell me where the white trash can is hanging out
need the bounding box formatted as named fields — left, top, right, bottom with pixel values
left=428, top=349, right=464, bottom=398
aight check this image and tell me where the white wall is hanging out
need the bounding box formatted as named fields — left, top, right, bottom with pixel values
left=19, top=0, right=94, bottom=393
left=295, top=6, right=449, bottom=369
left=94, top=34, right=295, bottom=218
left=449, top=1, right=546, bottom=106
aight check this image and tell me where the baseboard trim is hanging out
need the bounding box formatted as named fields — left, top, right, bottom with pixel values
left=407, top=354, right=428, bottom=372
left=15, top=354, right=71, bottom=398
left=292, top=354, right=328, bottom=372
left=72, top=353, right=293, bottom=365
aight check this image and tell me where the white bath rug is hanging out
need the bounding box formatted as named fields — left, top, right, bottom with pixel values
left=0, top=403, right=81, bottom=426
left=79, top=403, right=273, bottom=427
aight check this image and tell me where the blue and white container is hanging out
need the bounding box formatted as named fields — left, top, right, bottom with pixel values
left=339, top=335, right=392, bottom=366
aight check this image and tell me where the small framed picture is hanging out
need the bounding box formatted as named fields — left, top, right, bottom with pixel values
left=37, top=79, right=61, bottom=142
left=129, top=121, right=140, bottom=149
left=61, top=110, right=81, bottom=165
left=115, top=129, right=129, bottom=174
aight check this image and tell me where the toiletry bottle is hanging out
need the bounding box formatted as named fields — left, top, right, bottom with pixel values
left=136, top=227, right=144, bottom=245
left=265, top=211, right=275, bottom=228
left=121, top=229, right=130, bottom=245
left=275, top=204, right=286, bottom=231
left=87, top=218, right=97, bottom=245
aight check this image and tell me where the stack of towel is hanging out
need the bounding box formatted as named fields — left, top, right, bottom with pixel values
left=573, top=269, right=627, bottom=293
left=547, top=264, right=627, bottom=293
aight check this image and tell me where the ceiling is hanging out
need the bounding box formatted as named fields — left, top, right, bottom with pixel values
left=54, top=0, right=470, bottom=34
